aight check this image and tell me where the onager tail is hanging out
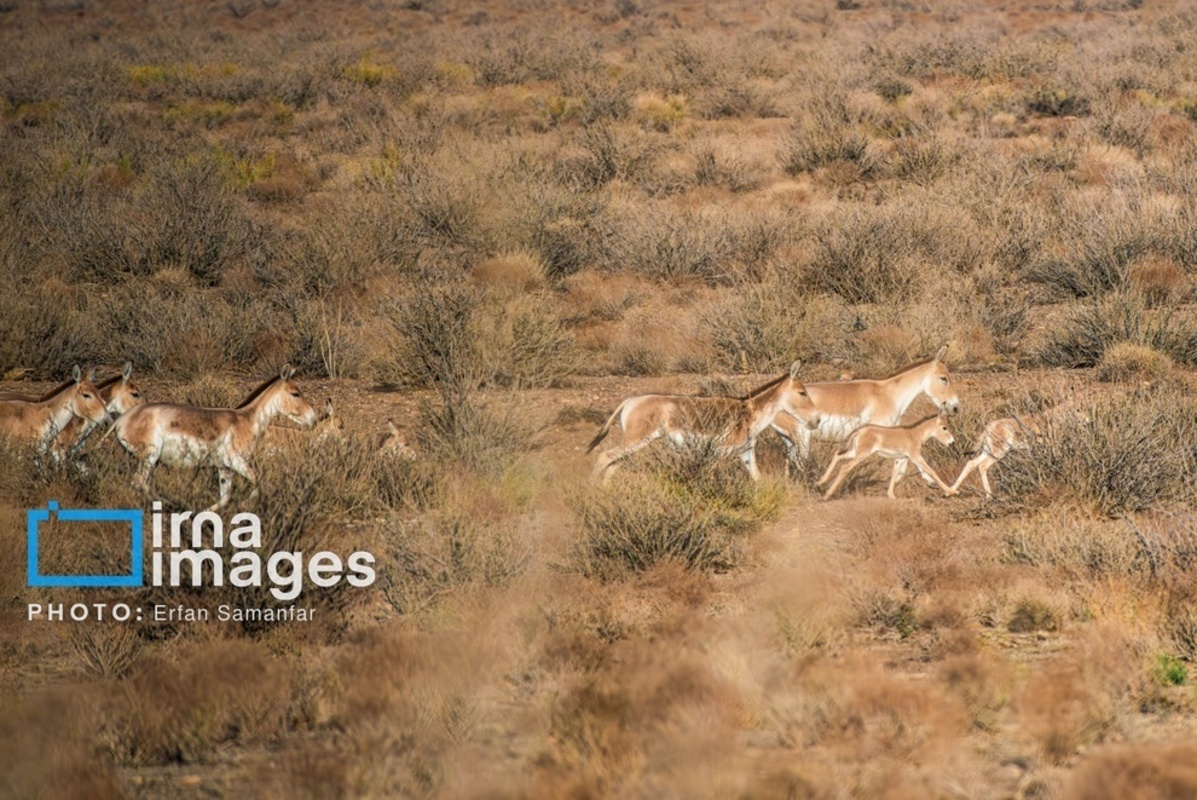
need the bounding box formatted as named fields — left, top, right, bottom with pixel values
left=587, top=401, right=627, bottom=453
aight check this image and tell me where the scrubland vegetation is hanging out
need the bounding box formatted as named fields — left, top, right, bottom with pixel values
left=3, top=0, right=1197, bottom=797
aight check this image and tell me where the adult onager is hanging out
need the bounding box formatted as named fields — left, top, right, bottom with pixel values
left=0, top=363, right=144, bottom=461
left=587, top=361, right=820, bottom=482
left=114, top=365, right=318, bottom=511
left=772, top=345, right=960, bottom=474
left=0, top=366, right=109, bottom=457
left=818, top=413, right=956, bottom=500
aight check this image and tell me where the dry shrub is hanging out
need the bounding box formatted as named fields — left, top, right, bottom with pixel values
left=0, top=687, right=122, bottom=800
left=705, top=275, right=850, bottom=372
left=1001, top=515, right=1145, bottom=581
left=108, top=640, right=292, bottom=765
left=1000, top=388, right=1197, bottom=515
left=780, top=115, right=875, bottom=178
left=472, top=250, right=546, bottom=291
left=388, top=283, right=576, bottom=392
left=1062, top=743, right=1197, bottom=800
left=1097, top=341, right=1174, bottom=382
left=800, top=206, right=935, bottom=305
left=382, top=507, right=528, bottom=616
left=573, top=443, right=782, bottom=576
left=1007, top=595, right=1062, bottom=633
left=1040, top=291, right=1197, bottom=369
left=1128, top=255, right=1187, bottom=306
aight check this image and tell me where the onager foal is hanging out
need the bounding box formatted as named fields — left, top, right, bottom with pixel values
left=587, top=361, right=821, bottom=482
left=819, top=413, right=956, bottom=500
left=949, top=399, right=1088, bottom=498
left=948, top=416, right=1040, bottom=498
left=114, top=365, right=318, bottom=511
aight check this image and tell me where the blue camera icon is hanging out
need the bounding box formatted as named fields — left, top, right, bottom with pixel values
left=27, top=501, right=144, bottom=588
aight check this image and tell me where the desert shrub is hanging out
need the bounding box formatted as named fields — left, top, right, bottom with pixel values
left=1025, top=85, right=1091, bottom=117
left=0, top=280, right=102, bottom=377
left=389, top=283, right=487, bottom=394
left=1025, top=194, right=1180, bottom=299
left=562, top=121, right=660, bottom=190
left=999, top=388, right=1197, bottom=515
left=1040, top=291, right=1197, bottom=368
left=705, top=278, right=850, bottom=372
left=780, top=120, right=873, bottom=177
left=107, top=641, right=292, bottom=765
left=388, top=283, right=576, bottom=391
left=855, top=590, right=919, bottom=637
left=1007, top=597, right=1061, bottom=633
left=512, top=181, right=612, bottom=278
left=573, top=441, right=782, bottom=575
left=889, top=134, right=957, bottom=185
left=381, top=508, right=528, bottom=615
left=1097, top=342, right=1174, bottom=382
left=417, top=395, right=531, bottom=477
left=692, top=144, right=762, bottom=193
left=1000, top=516, right=1145, bottom=580
left=800, top=207, right=924, bottom=304
left=611, top=205, right=741, bottom=283
left=480, top=294, right=579, bottom=389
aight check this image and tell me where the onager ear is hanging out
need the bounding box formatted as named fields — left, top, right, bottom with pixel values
left=788, top=359, right=803, bottom=378
left=934, top=343, right=949, bottom=362
left=122, top=361, right=133, bottom=380
left=72, top=364, right=82, bottom=383
left=324, top=398, right=334, bottom=417
left=86, top=366, right=97, bottom=382
left=280, top=364, right=296, bottom=381
left=387, top=419, right=400, bottom=435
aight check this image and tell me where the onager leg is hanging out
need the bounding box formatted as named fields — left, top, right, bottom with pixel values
left=591, top=434, right=659, bottom=483
left=822, top=452, right=872, bottom=500
left=817, top=444, right=857, bottom=487
left=908, top=454, right=954, bottom=495
left=949, top=452, right=988, bottom=495
left=977, top=456, right=997, bottom=497
left=887, top=458, right=909, bottom=499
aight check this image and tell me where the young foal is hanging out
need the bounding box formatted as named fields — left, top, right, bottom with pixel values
left=114, top=365, right=318, bottom=511
left=949, top=399, right=1088, bottom=498
left=587, top=361, right=821, bottom=482
left=818, top=413, right=956, bottom=500
left=0, top=366, right=109, bottom=457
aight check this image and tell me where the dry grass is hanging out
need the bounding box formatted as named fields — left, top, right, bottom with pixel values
left=4, top=1, right=1197, bottom=797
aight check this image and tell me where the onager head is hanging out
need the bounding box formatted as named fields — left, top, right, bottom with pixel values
left=924, top=344, right=959, bottom=415
left=69, top=366, right=110, bottom=426
left=928, top=412, right=955, bottom=447
left=264, top=365, right=319, bottom=428
left=104, top=362, right=145, bottom=417
left=779, top=360, right=821, bottom=430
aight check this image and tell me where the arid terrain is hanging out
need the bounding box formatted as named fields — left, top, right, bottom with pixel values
left=3, top=0, right=1197, bottom=798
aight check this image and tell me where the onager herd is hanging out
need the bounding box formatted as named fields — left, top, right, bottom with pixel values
left=590, top=344, right=1080, bottom=501
left=0, top=344, right=1077, bottom=510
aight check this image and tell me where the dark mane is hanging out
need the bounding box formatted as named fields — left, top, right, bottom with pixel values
left=740, top=373, right=788, bottom=400
left=94, top=373, right=124, bottom=391
left=236, top=375, right=281, bottom=409
left=35, top=379, right=77, bottom=402
left=880, top=356, right=936, bottom=380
